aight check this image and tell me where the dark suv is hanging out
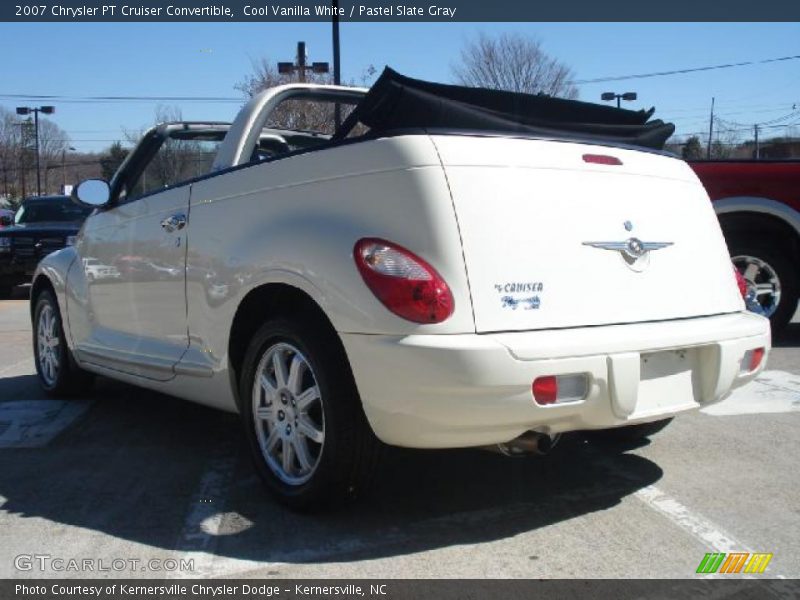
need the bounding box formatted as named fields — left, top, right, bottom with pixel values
left=0, top=195, right=93, bottom=298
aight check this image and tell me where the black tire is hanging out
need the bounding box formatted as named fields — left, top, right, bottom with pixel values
left=0, top=285, right=13, bottom=299
left=591, top=417, right=673, bottom=442
left=728, top=236, right=799, bottom=334
left=32, top=289, right=93, bottom=396
left=239, top=316, right=381, bottom=511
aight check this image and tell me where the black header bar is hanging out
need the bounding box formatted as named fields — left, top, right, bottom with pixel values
left=3, top=0, right=800, bottom=22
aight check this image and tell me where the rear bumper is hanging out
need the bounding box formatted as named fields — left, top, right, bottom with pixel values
left=341, top=312, right=770, bottom=448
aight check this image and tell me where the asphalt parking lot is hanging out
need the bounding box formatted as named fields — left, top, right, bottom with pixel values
left=0, top=287, right=798, bottom=580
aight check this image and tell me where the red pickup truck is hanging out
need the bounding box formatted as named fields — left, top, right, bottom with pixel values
left=690, top=160, right=799, bottom=332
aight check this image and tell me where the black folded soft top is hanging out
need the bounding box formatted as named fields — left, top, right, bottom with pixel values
left=335, top=67, right=674, bottom=150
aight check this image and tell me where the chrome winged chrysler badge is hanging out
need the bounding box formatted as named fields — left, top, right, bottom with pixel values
left=583, top=221, right=673, bottom=272
left=582, top=238, right=673, bottom=261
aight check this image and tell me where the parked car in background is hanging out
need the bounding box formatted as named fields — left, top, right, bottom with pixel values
left=0, top=195, right=93, bottom=298
left=31, top=69, right=769, bottom=509
left=690, top=160, right=800, bottom=332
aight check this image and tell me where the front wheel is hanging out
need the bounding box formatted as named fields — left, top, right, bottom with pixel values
left=240, top=317, right=381, bottom=511
left=33, top=289, right=93, bottom=396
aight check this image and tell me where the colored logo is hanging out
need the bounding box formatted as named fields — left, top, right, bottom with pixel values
left=696, top=552, right=773, bottom=574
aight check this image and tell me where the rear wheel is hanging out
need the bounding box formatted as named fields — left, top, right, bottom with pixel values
left=33, top=289, right=93, bottom=396
left=728, top=236, right=798, bottom=333
left=591, top=417, right=673, bottom=442
left=240, top=316, right=381, bottom=511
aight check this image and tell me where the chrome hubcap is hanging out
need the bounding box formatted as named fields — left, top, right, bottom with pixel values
left=252, top=342, right=324, bottom=486
left=37, top=304, right=61, bottom=386
left=732, top=255, right=782, bottom=318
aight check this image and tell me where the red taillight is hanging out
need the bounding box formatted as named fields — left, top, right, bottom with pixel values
left=733, top=265, right=748, bottom=299
left=750, top=347, right=765, bottom=371
left=354, top=238, right=454, bottom=324
left=532, top=376, right=558, bottom=405
left=582, top=154, right=622, bottom=166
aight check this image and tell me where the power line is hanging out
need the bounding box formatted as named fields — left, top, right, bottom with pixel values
left=1, top=53, right=798, bottom=104
left=572, top=53, right=800, bottom=85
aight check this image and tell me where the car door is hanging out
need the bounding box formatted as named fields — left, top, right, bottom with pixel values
left=72, top=184, right=190, bottom=380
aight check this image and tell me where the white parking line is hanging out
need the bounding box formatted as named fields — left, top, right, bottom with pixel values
left=635, top=485, right=786, bottom=579
left=173, top=444, right=241, bottom=578
left=635, top=485, right=749, bottom=554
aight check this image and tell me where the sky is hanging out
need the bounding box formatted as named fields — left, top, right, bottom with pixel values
left=0, top=22, right=798, bottom=154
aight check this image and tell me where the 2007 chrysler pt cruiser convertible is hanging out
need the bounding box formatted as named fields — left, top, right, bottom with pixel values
left=31, top=69, right=769, bottom=509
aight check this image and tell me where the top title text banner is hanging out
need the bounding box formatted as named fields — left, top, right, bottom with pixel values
left=4, top=0, right=800, bottom=22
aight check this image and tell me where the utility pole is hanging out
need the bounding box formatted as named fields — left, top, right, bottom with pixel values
left=706, top=97, right=715, bottom=159
left=332, top=0, right=342, bottom=127
left=297, top=41, right=307, bottom=83
left=754, top=124, right=760, bottom=159
left=61, top=146, right=76, bottom=193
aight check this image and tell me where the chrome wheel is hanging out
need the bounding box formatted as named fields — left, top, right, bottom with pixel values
left=37, top=303, right=61, bottom=387
left=251, top=342, right=325, bottom=486
left=732, top=254, right=782, bottom=318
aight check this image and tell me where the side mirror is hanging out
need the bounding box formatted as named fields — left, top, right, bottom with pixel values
left=0, top=215, right=11, bottom=227
left=73, top=179, right=111, bottom=208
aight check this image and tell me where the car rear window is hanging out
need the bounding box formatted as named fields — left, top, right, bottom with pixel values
left=15, top=198, right=93, bottom=224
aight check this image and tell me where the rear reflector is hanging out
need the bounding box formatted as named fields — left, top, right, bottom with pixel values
left=740, top=348, right=765, bottom=374
left=532, top=374, right=589, bottom=405
left=582, top=154, right=622, bottom=166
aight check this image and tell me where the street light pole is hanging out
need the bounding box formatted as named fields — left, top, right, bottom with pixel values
left=277, top=42, right=329, bottom=83
left=601, top=92, right=637, bottom=108
left=16, top=105, right=55, bottom=197
left=33, top=108, right=41, bottom=196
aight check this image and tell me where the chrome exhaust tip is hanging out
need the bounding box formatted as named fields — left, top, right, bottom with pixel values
left=489, top=431, right=561, bottom=457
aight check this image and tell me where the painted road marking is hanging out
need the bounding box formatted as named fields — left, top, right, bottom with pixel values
left=635, top=485, right=787, bottom=579
left=702, top=370, right=800, bottom=416
left=174, top=443, right=241, bottom=578
left=0, top=400, right=92, bottom=448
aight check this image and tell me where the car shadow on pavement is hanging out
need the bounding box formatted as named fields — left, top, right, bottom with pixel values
left=0, top=371, right=663, bottom=570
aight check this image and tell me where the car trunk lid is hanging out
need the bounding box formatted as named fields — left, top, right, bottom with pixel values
left=432, top=135, right=743, bottom=333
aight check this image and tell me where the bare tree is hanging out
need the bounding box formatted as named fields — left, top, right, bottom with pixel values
left=235, top=58, right=377, bottom=134
left=709, top=121, right=741, bottom=159
left=0, top=109, right=71, bottom=198
left=37, top=118, right=70, bottom=194
left=681, top=136, right=704, bottom=160
left=452, top=33, right=579, bottom=99
left=0, top=108, right=23, bottom=200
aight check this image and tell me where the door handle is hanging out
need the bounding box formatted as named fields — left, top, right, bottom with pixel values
left=160, top=213, right=187, bottom=233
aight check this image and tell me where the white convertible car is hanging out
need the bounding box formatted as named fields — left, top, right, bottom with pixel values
left=32, top=69, right=770, bottom=508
